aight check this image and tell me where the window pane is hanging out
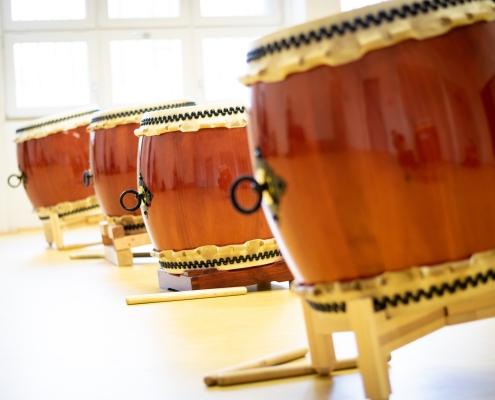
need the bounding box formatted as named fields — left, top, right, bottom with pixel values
left=109, top=39, right=184, bottom=104
left=108, top=0, right=180, bottom=19
left=11, top=0, right=85, bottom=21
left=13, top=41, right=90, bottom=108
left=340, top=0, right=389, bottom=12
left=200, top=0, right=269, bottom=17
left=202, top=37, right=254, bottom=102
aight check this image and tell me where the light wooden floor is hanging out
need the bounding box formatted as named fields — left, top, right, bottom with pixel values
left=1, top=225, right=495, bottom=400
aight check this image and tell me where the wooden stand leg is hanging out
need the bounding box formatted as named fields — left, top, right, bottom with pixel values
left=301, top=299, right=335, bottom=375
left=42, top=221, right=54, bottom=246
left=104, top=245, right=133, bottom=266
left=348, top=298, right=391, bottom=400
left=49, top=213, right=64, bottom=250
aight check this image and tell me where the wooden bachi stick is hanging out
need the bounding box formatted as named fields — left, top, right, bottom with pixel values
left=214, top=357, right=359, bottom=386
left=125, top=287, right=248, bottom=305
left=204, top=347, right=308, bottom=386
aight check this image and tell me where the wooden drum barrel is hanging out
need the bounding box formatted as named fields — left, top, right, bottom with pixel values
left=237, top=0, right=495, bottom=285
left=9, top=106, right=100, bottom=220
left=86, top=100, right=194, bottom=235
left=129, top=103, right=282, bottom=272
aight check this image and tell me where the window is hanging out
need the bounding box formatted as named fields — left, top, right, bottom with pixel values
left=340, top=0, right=389, bottom=12
left=194, top=27, right=275, bottom=104
left=13, top=41, right=90, bottom=108
left=4, top=31, right=98, bottom=118
left=2, top=0, right=285, bottom=118
left=109, top=38, right=184, bottom=104
left=11, top=0, right=86, bottom=21
left=108, top=0, right=180, bottom=19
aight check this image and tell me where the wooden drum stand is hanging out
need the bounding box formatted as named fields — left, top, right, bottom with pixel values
left=99, top=217, right=151, bottom=266
left=294, top=250, right=495, bottom=400
left=38, top=196, right=102, bottom=250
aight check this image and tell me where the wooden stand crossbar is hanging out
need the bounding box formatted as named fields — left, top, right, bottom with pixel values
left=42, top=210, right=102, bottom=250
left=99, top=221, right=152, bottom=266
left=157, top=261, right=293, bottom=291
left=300, top=287, right=495, bottom=400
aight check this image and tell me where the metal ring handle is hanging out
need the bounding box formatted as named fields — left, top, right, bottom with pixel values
left=229, top=175, right=263, bottom=214
left=82, top=170, right=93, bottom=187
left=7, top=173, right=23, bottom=188
left=120, top=189, right=142, bottom=212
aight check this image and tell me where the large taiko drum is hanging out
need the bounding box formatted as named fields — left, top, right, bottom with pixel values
left=8, top=106, right=100, bottom=220
left=126, top=103, right=282, bottom=272
left=237, top=0, right=495, bottom=286
left=86, top=100, right=194, bottom=235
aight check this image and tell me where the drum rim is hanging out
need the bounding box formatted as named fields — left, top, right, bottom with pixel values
left=135, top=102, right=247, bottom=136
left=152, top=238, right=282, bottom=272
left=293, top=249, right=495, bottom=316
left=15, top=105, right=99, bottom=135
left=87, top=99, right=195, bottom=131
left=35, top=194, right=100, bottom=220
left=240, top=0, right=495, bottom=85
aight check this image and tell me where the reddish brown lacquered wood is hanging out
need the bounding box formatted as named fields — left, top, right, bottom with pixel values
left=139, top=126, right=273, bottom=251
left=16, top=126, right=94, bottom=208
left=248, top=21, right=495, bottom=284
left=90, top=123, right=140, bottom=217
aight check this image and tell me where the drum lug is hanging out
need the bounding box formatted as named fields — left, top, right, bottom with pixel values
left=229, top=147, right=285, bottom=221
left=7, top=165, right=27, bottom=188
left=119, top=173, right=154, bottom=218
left=254, top=148, right=286, bottom=221
left=82, top=169, right=93, bottom=187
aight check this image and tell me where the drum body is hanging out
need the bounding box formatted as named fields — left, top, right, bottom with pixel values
left=245, top=16, right=495, bottom=283
left=133, top=103, right=282, bottom=273
left=139, top=125, right=273, bottom=251
left=13, top=105, right=99, bottom=211
left=88, top=101, right=195, bottom=222
left=90, top=123, right=140, bottom=217
left=17, top=126, right=93, bottom=208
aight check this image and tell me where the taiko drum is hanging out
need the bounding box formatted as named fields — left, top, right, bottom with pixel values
left=238, top=0, right=495, bottom=284
left=86, top=100, right=194, bottom=219
left=9, top=106, right=99, bottom=211
left=127, top=103, right=282, bottom=273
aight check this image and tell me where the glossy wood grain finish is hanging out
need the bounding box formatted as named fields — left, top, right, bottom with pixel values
left=16, top=126, right=94, bottom=208
left=90, top=123, right=140, bottom=216
left=139, top=126, right=272, bottom=251
left=248, top=21, right=495, bottom=284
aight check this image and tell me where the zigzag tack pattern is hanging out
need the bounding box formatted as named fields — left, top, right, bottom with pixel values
left=247, top=0, right=485, bottom=62
left=140, top=106, right=245, bottom=127
left=90, top=101, right=195, bottom=124
left=16, top=109, right=98, bottom=134
left=38, top=203, right=100, bottom=220
left=159, top=249, right=281, bottom=270
left=240, top=0, right=495, bottom=85
left=306, top=268, right=495, bottom=313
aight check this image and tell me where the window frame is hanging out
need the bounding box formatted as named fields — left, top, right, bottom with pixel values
left=193, top=26, right=278, bottom=104
left=98, top=28, right=194, bottom=108
left=1, top=0, right=97, bottom=31
left=191, top=0, right=282, bottom=26
left=3, top=31, right=100, bottom=119
left=97, top=0, right=191, bottom=28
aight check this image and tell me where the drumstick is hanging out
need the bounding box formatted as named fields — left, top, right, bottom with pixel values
left=214, top=358, right=359, bottom=386
left=204, top=347, right=308, bottom=386
left=125, top=287, right=247, bottom=305
left=69, top=252, right=104, bottom=259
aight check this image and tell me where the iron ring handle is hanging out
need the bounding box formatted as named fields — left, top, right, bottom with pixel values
left=120, top=189, right=142, bottom=212
left=82, top=170, right=93, bottom=187
left=7, top=173, right=24, bottom=188
left=229, top=175, right=264, bottom=215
